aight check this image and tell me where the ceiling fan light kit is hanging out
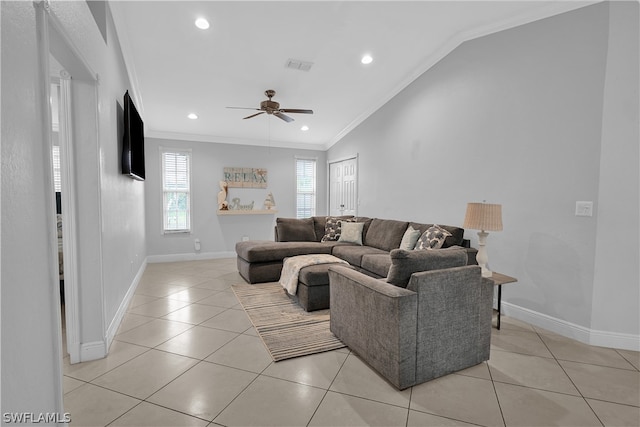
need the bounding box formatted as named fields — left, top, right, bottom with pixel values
left=227, top=90, right=313, bottom=123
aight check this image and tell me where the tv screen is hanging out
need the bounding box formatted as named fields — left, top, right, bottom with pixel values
left=122, top=90, right=145, bottom=181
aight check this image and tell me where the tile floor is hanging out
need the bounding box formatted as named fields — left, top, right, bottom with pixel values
left=63, top=259, right=640, bottom=426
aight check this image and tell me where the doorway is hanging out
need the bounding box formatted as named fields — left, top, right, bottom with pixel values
left=328, top=156, right=358, bottom=217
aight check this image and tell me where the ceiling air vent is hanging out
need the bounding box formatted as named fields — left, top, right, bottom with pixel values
left=285, top=58, right=314, bottom=72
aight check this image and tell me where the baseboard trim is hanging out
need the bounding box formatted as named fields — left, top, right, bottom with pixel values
left=104, top=258, right=148, bottom=351
left=502, top=302, right=640, bottom=351
left=147, top=251, right=236, bottom=263
left=80, top=341, right=106, bottom=362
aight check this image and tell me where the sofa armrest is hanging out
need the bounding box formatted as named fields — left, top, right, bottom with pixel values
left=406, top=265, right=492, bottom=382
left=328, top=265, right=418, bottom=389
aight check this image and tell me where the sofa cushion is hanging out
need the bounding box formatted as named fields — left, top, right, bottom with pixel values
left=361, top=253, right=393, bottom=278
left=332, top=245, right=387, bottom=267
left=399, top=225, right=421, bottom=250
left=276, top=217, right=316, bottom=242
left=236, top=240, right=332, bottom=263
left=410, top=222, right=464, bottom=248
left=338, top=221, right=365, bottom=245
left=386, top=247, right=468, bottom=287
left=364, top=219, right=409, bottom=251
left=415, top=225, right=452, bottom=250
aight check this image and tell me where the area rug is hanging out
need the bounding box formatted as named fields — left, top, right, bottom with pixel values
left=231, top=282, right=345, bottom=361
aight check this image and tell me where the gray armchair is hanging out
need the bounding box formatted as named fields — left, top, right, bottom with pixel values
left=328, top=256, right=493, bottom=390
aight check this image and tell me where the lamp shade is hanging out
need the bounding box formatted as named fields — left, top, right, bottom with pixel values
left=463, top=202, right=503, bottom=231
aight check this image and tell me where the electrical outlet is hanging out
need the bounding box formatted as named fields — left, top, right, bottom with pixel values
left=194, top=238, right=201, bottom=251
left=242, top=236, right=249, bottom=242
left=575, top=201, right=593, bottom=217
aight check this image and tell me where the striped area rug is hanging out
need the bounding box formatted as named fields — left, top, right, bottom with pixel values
left=232, top=282, right=346, bottom=361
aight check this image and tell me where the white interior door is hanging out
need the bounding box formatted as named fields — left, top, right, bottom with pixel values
left=329, top=157, right=358, bottom=216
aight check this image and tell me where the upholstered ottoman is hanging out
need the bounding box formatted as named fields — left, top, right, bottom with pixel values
left=291, top=263, right=355, bottom=312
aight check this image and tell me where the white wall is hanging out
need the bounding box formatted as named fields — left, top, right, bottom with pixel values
left=1, top=1, right=65, bottom=415
left=48, top=1, right=147, bottom=356
left=145, top=137, right=327, bottom=260
left=591, top=1, right=639, bottom=341
left=328, top=3, right=638, bottom=348
left=1, top=0, right=148, bottom=415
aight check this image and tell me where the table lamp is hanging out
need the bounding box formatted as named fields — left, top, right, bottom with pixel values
left=463, top=202, right=503, bottom=277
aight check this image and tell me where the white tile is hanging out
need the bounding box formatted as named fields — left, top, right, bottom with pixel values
left=488, top=350, right=580, bottom=395
left=148, top=361, right=257, bottom=421
left=115, top=318, right=193, bottom=348
left=162, top=303, right=227, bottom=325
left=495, top=382, right=602, bottom=426
left=330, top=353, right=411, bottom=408
left=262, top=349, right=348, bottom=389
left=92, top=349, right=198, bottom=399
left=156, top=325, right=238, bottom=359
left=205, top=334, right=272, bottom=373
left=65, top=383, right=140, bottom=427
left=214, top=376, right=325, bottom=426
left=64, top=340, right=149, bottom=382
left=410, top=373, right=504, bottom=427
left=200, top=308, right=252, bottom=333
left=309, top=391, right=409, bottom=426
left=110, top=402, right=209, bottom=426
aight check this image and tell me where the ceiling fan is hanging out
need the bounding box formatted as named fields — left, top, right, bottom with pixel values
left=227, top=90, right=313, bottom=123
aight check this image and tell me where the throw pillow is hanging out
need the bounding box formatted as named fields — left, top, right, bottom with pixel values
left=276, top=217, right=316, bottom=242
left=338, top=221, right=365, bottom=245
left=415, top=224, right=452, bottom=250
left=399, top=225, right=421, bottom=250
left=321, top=217, right=345, bottom=242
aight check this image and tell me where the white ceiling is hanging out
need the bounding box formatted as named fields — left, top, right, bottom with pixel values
left=110, top=1, right=593, bottom=151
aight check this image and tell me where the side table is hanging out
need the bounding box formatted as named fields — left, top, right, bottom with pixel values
left=488, top=272, right=517, bottom=330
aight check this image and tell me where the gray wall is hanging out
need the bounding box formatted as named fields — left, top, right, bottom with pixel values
left=145, top=138, right=327, bottom=259
left=328, top=2, right=639, bottom=343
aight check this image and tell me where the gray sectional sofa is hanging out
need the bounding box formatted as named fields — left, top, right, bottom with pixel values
left=235, top=215, right=478, bottom=310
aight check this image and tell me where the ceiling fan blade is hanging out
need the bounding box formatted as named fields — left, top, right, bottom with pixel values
left=280, top=109, right=313, bottom=114
left=243, top=112, right=265, bottom=120
left=227, top=106, right=261, bottom=110
left=274, top=112, right=294, bottom=123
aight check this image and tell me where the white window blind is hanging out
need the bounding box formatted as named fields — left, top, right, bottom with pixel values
left=161, top=149, right=191, bottom=233
left=296, top=158, right=316, bottom=219
left=52, top=145, right=61, bottom=192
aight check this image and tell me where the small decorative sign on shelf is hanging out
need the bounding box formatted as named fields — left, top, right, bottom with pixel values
left=223, top=167, right=267, bottom=188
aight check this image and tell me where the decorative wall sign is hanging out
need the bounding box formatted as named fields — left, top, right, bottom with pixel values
left=224, top=167, right=268, bottom=188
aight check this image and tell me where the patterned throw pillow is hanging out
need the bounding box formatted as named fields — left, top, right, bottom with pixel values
left=415, top=224, right=452, bottom=250
left=321, top=217, right=343, bottom=242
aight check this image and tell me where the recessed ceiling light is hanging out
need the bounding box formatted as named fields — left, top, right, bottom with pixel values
left=301, top=125, right=309, bottom=131
left=195, top=18, right=210, bottom=30
left=188, top=113, right=198, bottom=120
left=361, top=54, right=373, bottom=65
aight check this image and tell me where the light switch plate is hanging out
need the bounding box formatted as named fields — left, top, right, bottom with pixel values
left=575, top=201, right=593, bottom=217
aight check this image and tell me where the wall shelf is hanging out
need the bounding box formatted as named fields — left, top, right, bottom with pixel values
left=217, top=210, right=278, bottom=216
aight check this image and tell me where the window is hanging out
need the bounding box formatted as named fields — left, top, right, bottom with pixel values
left=161, top=149, right=191, bottom=233
left=52, top=145, right=61, bottom=192
left=295, top=157, right=316, bottom=218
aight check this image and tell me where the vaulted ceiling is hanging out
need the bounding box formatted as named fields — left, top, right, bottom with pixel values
left=110, top=1, right=593, bottom=150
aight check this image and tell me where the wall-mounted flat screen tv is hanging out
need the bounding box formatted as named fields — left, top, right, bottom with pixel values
left=122, top=90, right=145, bottom=181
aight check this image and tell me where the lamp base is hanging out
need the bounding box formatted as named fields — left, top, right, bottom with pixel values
left=476, top=231, right=492, bottom=278
left=481, top=268, right=493, bottom=278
